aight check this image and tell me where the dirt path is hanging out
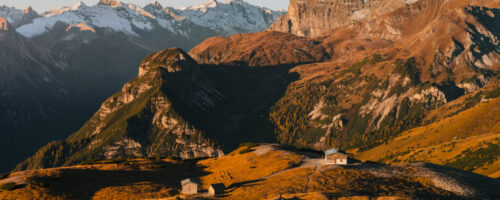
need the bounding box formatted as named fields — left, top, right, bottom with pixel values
left=0, top=172, right=32, bottom=185
left=253, top=144, right=277, bottom=155
left=300, top=158, right=325, bottom=168
left=255, top=145, right=326, bottom=180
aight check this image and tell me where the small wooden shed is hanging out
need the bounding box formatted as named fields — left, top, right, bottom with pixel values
left=181, top=178, right=199, bottom=194
left=324, top=148, right=348, bottom=165
left=208, top=183, right=225, bottom=196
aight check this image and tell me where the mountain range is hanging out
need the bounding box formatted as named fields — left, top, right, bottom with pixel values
left=12, top=0, right=500, bottom=178
left=0, top=0, right=499, bottom=198
left=0, top=0, right=284, bottom=172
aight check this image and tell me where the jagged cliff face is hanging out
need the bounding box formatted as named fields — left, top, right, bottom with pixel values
left=15, top=48, right=224, bottom=171
left=269, top=0, right=408, bottom=37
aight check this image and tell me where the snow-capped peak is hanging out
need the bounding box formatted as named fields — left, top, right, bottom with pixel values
left=180, top=0, right=219, bottom=12
left=98, top=0, right=123, bottom=7
left=178, top=0, right=285, bottom=35
left=44, top=2, right=87, bottom=17
left=23, top=6, right=34, bottom=14
left=151, top=1, right=162, bottom=8
left=180, top=0, right=249, bottom=12
left=71, top=2, right=87, bottom=10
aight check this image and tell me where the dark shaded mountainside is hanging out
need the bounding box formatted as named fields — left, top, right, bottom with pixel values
left=14, top=48, right=298, bottom=170
left=16, top=0, right=500, bottom=179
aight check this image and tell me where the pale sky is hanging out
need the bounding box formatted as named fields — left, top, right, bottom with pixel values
left=1, top=0, right=289, bottom=12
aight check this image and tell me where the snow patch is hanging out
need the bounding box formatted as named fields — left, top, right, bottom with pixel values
left=405, top=0, right=419, bottom=5
left=17, top=13, right=85, bottom=37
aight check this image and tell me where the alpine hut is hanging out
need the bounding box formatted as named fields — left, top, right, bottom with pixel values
left=324, top=148, right=348, bottom=165
left=181, top=178, right=199, bottom=194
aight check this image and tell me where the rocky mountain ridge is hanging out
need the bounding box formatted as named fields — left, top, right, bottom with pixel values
left=15, top=48, right=224, bottom=171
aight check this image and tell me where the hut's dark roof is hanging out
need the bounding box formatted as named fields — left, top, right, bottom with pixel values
left=210, top=183, right=225, bottom=191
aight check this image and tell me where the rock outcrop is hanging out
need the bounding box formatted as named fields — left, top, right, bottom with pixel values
left=0, top=17, right=8, bottom=30
left=269, top=0, right=409, bottom=37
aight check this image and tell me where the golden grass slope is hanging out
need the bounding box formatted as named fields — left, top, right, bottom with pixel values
left=0, top=145, right=303, bottom=200
left=223, top=165, right=452, bottom=199
left=2, top=144, right=499, bottom=199
left=356, top=94, right=500, bottom=178
left=198, top=145, right=303, bottom=189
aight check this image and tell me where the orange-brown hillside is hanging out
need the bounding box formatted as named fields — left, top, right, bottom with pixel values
left=191, top=0, right=499, bottom=83
left=189, top=31, right=332, bottom=66
left=355, top=85, right=500, bottom=178
left=1, top=144, right=499, bottom=199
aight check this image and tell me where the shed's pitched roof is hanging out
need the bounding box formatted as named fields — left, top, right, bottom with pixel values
left=181, top=178, right=199, bottom=186
left=324, top=148, right=347, bottom=155
left=210, top=183, right=225, bottom=191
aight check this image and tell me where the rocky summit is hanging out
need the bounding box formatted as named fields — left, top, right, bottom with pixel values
left=269, top=0, right=409, bottom=37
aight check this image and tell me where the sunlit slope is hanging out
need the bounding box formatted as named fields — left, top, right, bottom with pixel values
left=357, top=95, right=500, bottom=178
